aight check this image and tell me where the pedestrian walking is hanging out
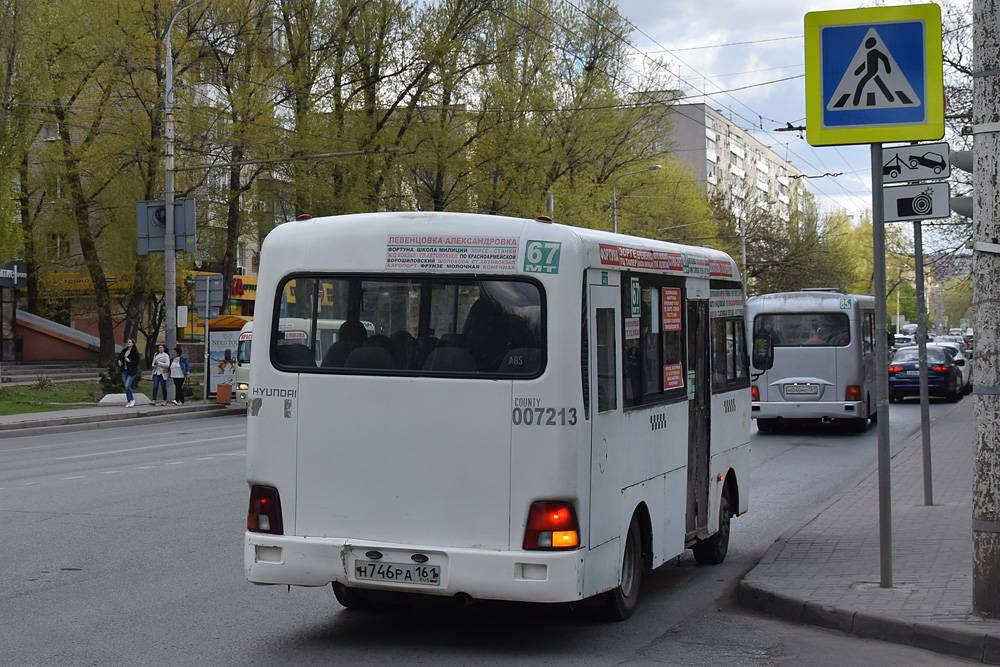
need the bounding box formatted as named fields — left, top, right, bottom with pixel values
left=117, top=338, right=140, bottom=407
left=169, top=345, right=191, bottom=405
left=151, top=343, right=171, bottom=405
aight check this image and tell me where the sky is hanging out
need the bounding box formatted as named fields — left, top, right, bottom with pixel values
left=612, top=0, right=967, bottom=222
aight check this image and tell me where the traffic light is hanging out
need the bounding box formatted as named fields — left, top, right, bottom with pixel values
left=950, top=149, right=972, bottom=217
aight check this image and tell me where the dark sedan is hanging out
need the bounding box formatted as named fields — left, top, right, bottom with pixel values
left=888, top=345, right=964, bottom=403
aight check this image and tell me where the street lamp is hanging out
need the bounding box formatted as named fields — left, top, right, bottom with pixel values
left=612, top=165, right=662, bottom=234
left=164, top=0, right=205, bottom=352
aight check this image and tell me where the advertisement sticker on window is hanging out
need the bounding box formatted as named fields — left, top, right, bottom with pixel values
left=664, top=363, right=684, bottom=389
left=662, top=288, right=682, bottom=331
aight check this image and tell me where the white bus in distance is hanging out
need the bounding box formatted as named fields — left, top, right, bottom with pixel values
left=747, top=290, right=877, bottom=432
left=244, top=211, right=764, bottom=620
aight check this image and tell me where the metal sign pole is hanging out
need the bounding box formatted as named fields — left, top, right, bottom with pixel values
left=203, top=286, right=211, bottom=401
left=871, top=142, right=893, bottom=588
left=913, top=221, right=933, bottom=505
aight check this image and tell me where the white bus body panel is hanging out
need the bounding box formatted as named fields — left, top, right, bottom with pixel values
left=245, top=212, right=749, bottom=604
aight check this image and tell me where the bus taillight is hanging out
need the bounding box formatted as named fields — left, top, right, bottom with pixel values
left=523, top=501, right=580, bottom=550
left=248, top=485, right=284, bottom=534
left=751, top=385, right=760, bottom=402
left=845, top=385, right=862, bottom=402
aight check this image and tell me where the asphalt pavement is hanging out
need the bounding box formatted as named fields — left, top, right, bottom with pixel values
left=4, top=387, right=998, bottom=663
left=741, top=396, right=1000, bottom=663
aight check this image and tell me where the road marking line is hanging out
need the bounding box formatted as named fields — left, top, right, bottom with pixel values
left=62, top=476, right=86, bottom=480
left=100, top=471, right=122, bottom=475
left=55, top=435, right=244, bottom=460
left=166, top=461, right=184, bottom=465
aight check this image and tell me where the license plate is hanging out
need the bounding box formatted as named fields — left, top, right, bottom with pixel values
left=354, top=560, right=441, bottom=586
left=906, top=370, right=921, bottom=376
left=785, top=385, right=818, bottom=395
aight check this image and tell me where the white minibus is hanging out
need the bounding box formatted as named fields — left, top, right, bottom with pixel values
left=235, top=321, right=253, bottom=404
left=747, top=290, right=877, bottom=432
left=244, top=211, right=754, bottom=620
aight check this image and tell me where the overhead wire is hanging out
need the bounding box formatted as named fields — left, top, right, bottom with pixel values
left=583, top=0, right=870, bottom=212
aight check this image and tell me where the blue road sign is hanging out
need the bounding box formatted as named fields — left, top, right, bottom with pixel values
left=805, top=5, right=943, bottom=146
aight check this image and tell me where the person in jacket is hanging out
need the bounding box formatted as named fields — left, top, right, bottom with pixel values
left=117, top=338, right=141, bottom=407
left=169, top=346, right=191, bottom=405
left=151, top=343, right=171, bottom=405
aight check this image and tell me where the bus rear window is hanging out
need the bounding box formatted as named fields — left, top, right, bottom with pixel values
left=272, top=275, right=544, bottom=377
left=754, top=312, right=850, bottom=347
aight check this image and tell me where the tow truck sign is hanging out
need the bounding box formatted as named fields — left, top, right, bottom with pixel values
left=881, top=141, right=951, bottom=184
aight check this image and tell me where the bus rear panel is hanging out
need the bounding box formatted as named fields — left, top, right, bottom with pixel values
left=747, top=291, right=876, bottom=430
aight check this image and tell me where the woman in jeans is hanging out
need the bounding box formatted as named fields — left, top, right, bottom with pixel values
left=169, top=346, right=191, bottom=405
left=117, top=339, right=140, bottom=407
left=151, top=343, right=171, bottom=405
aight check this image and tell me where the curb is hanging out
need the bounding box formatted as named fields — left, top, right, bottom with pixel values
left=738, top=400, right=1000, bottom=663
left=0, top=403, right=247, bottom=438
left=739, top=579, right=999, bottom=663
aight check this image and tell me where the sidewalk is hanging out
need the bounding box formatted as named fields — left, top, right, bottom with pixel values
left=0, top=396, right=245, bottom=437
left=740, top=396, right=1000, bottom=663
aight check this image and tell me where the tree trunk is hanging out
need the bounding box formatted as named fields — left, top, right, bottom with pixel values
left=972, top=0, right=1000, bottom=619
left=56, top=119, right=116, bottom=364
left=17, top=159, right=38, bottom=313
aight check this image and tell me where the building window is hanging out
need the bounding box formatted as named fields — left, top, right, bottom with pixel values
left=50, top=234, right=70, bottom=260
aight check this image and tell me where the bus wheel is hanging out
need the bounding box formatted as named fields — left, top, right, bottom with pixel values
left=692, top=490, right=731, bottom=565
left=756, top=419, right=775, bottom=432
left=602, top=514, right=643, bottom=621
left=846, top=417, right=869, bottom=433
left=333, top=582, right=371, bottom=610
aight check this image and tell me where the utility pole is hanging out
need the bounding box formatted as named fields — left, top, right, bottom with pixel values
left=972, top=0, right=1000, bottom=619
left=164, top=0, right=205, bottom=352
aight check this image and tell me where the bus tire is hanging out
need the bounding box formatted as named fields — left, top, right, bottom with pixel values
left=601, top=514, right=643, bottom=621
left=692, top=489, right=731, bottom=565
left=846, top=417, right=869, bottom=433
left=756, top=419, right=774, bottom=433
left=333, top=582, right=371, bottom=610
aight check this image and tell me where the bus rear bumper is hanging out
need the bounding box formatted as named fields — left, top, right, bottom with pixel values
left=752, top=401, right=863, bottom=421
left=245, top=532, right=585, bottom=603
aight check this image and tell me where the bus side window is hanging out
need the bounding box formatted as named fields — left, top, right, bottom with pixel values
left=862, top=311, right=875, bottom=356
left=596, top=308, right=617, bottom=412
left=711, top=317, right=749, bottom=392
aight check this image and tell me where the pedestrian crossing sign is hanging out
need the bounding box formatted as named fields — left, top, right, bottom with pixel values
left=805, top=4, right=943, bottom=146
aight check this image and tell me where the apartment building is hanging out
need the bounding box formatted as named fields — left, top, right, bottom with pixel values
left=667, top=103, right=805, bottom=221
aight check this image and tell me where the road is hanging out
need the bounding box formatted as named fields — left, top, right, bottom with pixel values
left=1, top=402, right=976, bottom=666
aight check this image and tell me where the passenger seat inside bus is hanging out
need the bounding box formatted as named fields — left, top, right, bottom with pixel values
left=422, top=346, right=477, bottom=372
left=344, top=346, right=395, bottom=370
left=275, top=343, right=316, bottom=368
left=321, top=319, right=369, bottom=367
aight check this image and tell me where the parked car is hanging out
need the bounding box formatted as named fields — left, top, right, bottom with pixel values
left=888, top=345, right=964, bottom=403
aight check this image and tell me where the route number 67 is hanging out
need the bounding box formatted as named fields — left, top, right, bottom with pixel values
left=523, top=240, right=562, bottom=274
